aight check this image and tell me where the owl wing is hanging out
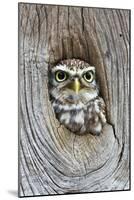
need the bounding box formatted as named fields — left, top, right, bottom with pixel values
left=96, top=97, right=107, bottom=124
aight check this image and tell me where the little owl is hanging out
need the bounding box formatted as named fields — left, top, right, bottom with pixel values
left=48, top=59, right=106, bottom=135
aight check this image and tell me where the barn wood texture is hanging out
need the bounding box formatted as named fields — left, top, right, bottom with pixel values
left=18, top=3, right=130, bottom=197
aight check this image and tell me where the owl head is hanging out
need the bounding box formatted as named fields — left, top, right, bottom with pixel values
left=48, top=59, right=99, bottom=107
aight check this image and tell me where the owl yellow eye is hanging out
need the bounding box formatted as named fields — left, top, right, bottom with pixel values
left=55, top=70, right=67, bottom=82
left=83, top=70, right=94, bottom=82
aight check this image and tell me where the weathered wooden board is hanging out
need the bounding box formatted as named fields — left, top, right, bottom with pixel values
left=18, top=3, right=130, bottom=197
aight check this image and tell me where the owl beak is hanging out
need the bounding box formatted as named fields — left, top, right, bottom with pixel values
left=67, top=78, right=81, bottom=94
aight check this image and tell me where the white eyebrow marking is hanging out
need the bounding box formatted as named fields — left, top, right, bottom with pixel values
left=51, top=64, right=96, bottom=77
left=51, top=64, right=75, bottom=75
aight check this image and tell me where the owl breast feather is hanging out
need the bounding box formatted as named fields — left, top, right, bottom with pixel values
left=52, top=97, right=106, bottom=135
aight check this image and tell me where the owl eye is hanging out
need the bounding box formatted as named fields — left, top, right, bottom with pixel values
left=55, top=70, right=67, bottom=82
left=83, top=70, right=94, bottom=82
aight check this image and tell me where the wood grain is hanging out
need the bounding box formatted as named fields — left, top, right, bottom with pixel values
left=18, top=3, right=130, bottom=197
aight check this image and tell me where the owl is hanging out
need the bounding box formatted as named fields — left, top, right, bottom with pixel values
left=48, top=59, right=106, bottom=135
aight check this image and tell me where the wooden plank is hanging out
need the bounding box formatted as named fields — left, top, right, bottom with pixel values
left=18, top=3, right=130, bottom=197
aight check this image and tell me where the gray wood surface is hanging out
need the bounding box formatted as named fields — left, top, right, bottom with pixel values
left=18, top=3, right=130, bottom=197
